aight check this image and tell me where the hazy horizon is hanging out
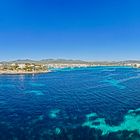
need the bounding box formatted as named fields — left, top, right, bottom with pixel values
left=1, top=58, right=140, bottom=63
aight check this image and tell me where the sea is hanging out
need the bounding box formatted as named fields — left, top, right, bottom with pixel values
left=0, top=66, right=140, bottom=140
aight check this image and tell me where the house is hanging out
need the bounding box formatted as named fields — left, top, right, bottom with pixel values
left=135, top=63, right=140, bottom=68
left=18, top=64, right=26, bottom=69
left=0, top=64, right=3, bottom=70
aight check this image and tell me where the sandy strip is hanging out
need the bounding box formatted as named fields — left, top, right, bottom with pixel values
left=0, top=70, right=51, bottom=75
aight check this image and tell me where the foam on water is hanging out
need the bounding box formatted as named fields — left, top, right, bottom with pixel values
left=82, top=108, right=140, bottom=135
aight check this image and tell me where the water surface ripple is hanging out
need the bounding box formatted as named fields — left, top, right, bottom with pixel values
left=0, top=67, right=140, bottom=140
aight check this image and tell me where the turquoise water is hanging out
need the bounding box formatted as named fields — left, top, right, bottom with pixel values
left=0, top=66, right=140, bottom=140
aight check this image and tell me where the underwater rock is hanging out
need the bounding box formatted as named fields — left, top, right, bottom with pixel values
left=55, top=128, right=61, bottom=135
left=29, top=115, right=44, bottom=125
left=82, top=108, right=140, bottom=135
left=49, top=109, right=60, bottom=119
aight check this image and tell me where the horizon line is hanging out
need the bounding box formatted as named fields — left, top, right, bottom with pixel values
left=1, top=59, right=140, bottom=63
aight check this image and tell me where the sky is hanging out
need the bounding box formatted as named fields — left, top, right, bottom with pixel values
left=0, top=0, right=140, bottom=61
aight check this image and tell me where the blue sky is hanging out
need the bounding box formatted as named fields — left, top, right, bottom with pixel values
left=0, top=0, right=140, bottom=61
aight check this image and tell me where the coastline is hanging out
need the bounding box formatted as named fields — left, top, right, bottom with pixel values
left=0, top=70, right=51, bottom=75
left=0, top=65, right=136, bottom=75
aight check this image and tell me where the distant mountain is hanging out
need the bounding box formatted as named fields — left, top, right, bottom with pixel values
left=0, top=59, right=140, bottom=65
left=119, top=60, right=140, bottom=64
left=40, top=59, right=89, bottom=64
left=0, top=59, right=89, bottom=64
left=5, top=59, right=40, bottom=64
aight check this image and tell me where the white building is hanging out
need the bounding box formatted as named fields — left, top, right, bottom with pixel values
left=18, top=64, right=26, bottom=69
left=0, top=64, right=3, bottom=70
left=135, top=63, right=140, bottom=68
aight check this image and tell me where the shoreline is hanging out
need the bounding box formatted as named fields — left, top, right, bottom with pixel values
left=0, top=70, right=51, bottom=75
left=0, top=65, right=137, bottom=75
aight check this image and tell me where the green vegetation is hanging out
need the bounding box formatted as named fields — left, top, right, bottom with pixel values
left=0, top=63, right=48, bottom=73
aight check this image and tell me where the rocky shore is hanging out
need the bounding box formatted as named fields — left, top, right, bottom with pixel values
left=0, top=70, right=51, bottom=75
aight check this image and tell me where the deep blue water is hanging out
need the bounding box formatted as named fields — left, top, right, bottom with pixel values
left=0, top=66, right=140, bottom=140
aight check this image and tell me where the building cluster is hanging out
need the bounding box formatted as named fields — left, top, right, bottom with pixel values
left=0, top=62, right=96, bottom=73
left=46, top=63, right=94, bottom=69
left=125, top=63, right=140, bottom=68
left=0, top=62, right=140, bottom=73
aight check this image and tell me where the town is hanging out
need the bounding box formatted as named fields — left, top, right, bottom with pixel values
left=0, top=59, right=140, bottom=74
